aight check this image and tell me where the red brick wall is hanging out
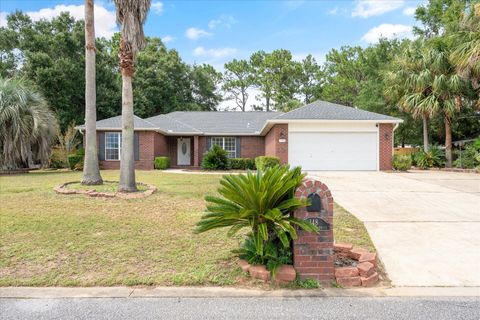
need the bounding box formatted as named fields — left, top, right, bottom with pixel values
left=240, top=136, right=265, bottom=159
left=198, top=136, right=207, bottom=164
left=264, top=124, right=288, bottom=164
left=154, top=132, right=168, bottom=157
left=379, top=123, right=394, bottom=171
left=293, top=178, right=334, bottom=284
left=99, top=131, right=158, bottom=170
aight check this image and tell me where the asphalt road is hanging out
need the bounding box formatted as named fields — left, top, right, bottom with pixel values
left=1, top=297, right=479, bottom=320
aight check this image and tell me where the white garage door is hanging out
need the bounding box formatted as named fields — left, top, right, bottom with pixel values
left=289, top=132, right=378, bottom=171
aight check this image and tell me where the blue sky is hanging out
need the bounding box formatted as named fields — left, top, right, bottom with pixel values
left=1, top=0, right=423, bottom=69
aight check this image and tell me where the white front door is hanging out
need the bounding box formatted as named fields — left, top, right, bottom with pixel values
left=177, top=138, right=191, bottom=166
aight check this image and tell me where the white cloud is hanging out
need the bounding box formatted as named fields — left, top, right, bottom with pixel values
left=161, top=35, right=174, bottom=43
left=193, top=46, right=237, bottom=59
left=208, top=14, right=237, bottom=29
left=328, top=7, right=339, bottom=15
left=151, top=1, right=164, bottom=15
left=0, top=12, right=7, bottom=27
left=361, top=23, right=413, bottom=43
left=352, top=0, right=405, bottom=18
left=403, top=6, right=416, bottom=16
left=185, top=27, right=212, bottom=40
left=2, top=4, right=117, bottom=38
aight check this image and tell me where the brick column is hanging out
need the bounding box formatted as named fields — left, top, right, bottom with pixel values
left=293, top=178, right=334, bottom=285
left=379, top=123, right=394, bottom=171
left=193, top=135, right=199, bottom=168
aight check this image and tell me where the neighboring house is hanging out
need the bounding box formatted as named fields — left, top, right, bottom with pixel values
left=77, top=100, right=402, bottom=171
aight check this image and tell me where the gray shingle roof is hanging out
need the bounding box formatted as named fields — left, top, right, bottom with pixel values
left=77, top=115, right=156, bottom=130
left=146, top=114, right=201, bottom=133
left=275, top=100, right=401, bottom=121
left=79, top=100, right=400, bottom=135
left=156, top=111, right=281, bottom=134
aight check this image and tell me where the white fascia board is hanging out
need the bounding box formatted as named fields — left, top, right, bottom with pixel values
left=259, top=118, right=404, bottom=135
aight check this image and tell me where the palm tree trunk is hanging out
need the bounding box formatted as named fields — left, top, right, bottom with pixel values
left=118, top=39, right=137, bottom=192
left=81, top=0, right=103, bottom=185
left=422, top=114, right=429, bottom=152
left=444, top=114, right=453, bottom=168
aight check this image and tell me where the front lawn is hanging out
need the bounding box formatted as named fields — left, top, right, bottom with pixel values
left=0, top=170, right=375, bottom=287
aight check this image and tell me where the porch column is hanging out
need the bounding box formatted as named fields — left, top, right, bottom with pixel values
left=193, top=135, right=199, bottom=167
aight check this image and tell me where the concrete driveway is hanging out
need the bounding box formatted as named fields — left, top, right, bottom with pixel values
left=308, top=170, right=480, bottom=287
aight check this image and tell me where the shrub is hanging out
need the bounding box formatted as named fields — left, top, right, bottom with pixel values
left=154, top=156, right=170, bottom=170
left=195, top=166, right=318, bottom=275
left=453, top=137, right=480, bottom=169
left=413, top=146, right=445, bottom=169
left=201, top=145, right=229, bottom=170
left=67, top=154, right=83, bottom=170
left=392, top=155, right=412, bottom=171
left=229, top=158, right=256, bottom=170
left=49, top=148, right=67, bottom=168
left=76, top=148, right=85, bottom=156
left=255, top=156, right=280, bottom=171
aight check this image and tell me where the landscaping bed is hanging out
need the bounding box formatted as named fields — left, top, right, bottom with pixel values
left=54, top=181, right=156, bottom=199
left=0, top=170, right=383, bottom=288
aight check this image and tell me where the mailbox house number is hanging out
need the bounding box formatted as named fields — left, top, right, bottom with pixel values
left=304, top=217, right=330, bottom=231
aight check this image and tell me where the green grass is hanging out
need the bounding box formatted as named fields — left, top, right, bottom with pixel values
left=334, top=203, right=376, bottom=252
left=68, top=181, right=148, bottom=193
left=0, top=170, right=376, bottom=287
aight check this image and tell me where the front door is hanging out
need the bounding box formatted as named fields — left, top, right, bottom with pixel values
left=177, top=138, right=191, bottom=166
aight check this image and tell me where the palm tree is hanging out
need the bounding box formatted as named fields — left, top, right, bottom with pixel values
left=82, top=0, right=103, bottom=185
left=450, top=3, right=480, bottom=108
left=385, top=41, right=432, bottom=152
left=0, top=78, right=58, bottom=170
left=112, top=0, right=151, bottom=192
left=387, top=39, right=468, bottom=167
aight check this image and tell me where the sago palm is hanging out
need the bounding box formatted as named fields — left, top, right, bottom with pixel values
left=112, top=0, right=151, bottom=192
left=195, top=166, right=318, bottom=255
left=0, top=78, right=58, bottom=170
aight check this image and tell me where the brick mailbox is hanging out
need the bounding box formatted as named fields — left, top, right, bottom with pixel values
left=293, top=178, right=335, bottom=284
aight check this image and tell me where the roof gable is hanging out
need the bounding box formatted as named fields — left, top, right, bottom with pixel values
left=276, top=100, right=400, bottom=121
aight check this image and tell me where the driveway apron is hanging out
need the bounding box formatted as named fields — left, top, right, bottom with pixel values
left=308, top=170, right=480, bottom=287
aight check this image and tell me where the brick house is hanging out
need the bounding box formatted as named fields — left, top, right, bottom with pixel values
left=78, top=100, right=402, bottom=171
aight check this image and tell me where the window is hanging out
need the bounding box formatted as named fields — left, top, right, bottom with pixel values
left=211, top=137, right=236, bottom=158
left=105, top=132, right=121, bottom=160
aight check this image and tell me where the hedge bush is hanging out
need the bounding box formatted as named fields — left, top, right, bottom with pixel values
left=201, top=145, right=229, bottom=170
left=67, top=154, right=83, bottom=170
left=255, top=156, right=280, bottom=171
left=229, top=158, right=256, bottom=170
left=154, top=156, right=170, bottom=170
left=413, top=146, right=445, bottom=169
left=392, top=154, right=412, bottom=171
left=453, top=137, right=480, bottom=169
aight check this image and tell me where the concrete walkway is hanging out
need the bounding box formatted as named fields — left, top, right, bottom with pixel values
left=308, top=170, right=480, bottom=287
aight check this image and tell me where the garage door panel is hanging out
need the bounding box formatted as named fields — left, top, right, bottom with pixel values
left=289, top=132, right=378, bottom=171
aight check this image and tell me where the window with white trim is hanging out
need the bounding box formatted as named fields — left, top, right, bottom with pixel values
left=105, top=132, right=122, bottom=160
left=211, top=137, right=236, bottom=158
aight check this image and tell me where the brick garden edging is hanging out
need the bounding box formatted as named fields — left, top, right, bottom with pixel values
left=237, top=260, right=296, bottom=285
left=54, top=181, right=157, bottom=199
left=334, top=243, right=379, bottom=287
